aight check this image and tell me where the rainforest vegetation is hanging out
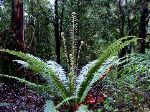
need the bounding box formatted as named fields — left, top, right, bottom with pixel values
left=0, top=0, right=150, bottom=112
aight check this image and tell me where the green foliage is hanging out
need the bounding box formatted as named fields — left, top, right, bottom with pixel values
left=0, top=36, right=137, bottom=111
left=76, top=105, right=90, bottom=112
left=0, top=0, right=11, bottom=31
left=0, top=102, right=13, bottom=107
left=0, top=74, right=55, bottom=95
left=102, top=51, right=150, bottom=111
left=44, top=100, right=58, bottom=112
left=0, top=49, right=69, bottom=99
left=0, top=0, right=149, bottom=111
left=77, top=36, right=136, bottom=102
left=56, top=96, right=78, bottom=108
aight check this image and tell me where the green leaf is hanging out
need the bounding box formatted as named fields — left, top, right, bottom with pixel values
left=0, top=74, right=56, bottom=96
left=0, top=49, right=69, bottom=100
left=56, top=96, right=78, bottom=108
left=77, top=36, right=137, bottom=102
left=76, top=105, right=91, bottom=112
left=44, top=100, right=58, bottom=112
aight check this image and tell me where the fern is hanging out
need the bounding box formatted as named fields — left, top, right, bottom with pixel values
left=46, top=60, right=68, bottom=87
left=56, top=96, right=78, bottom=108
left=77, top=56, right=118, bottom=101
left=44, top=100, right=58, bottom=112
left=76, top=105, right=90, bottom=112
left=76, top=56, right=118, bottom=92
left=0, top=74, right=57, bottom=96
left=0, top=102, right=13, bottom=107
left=0, top=50, right=69, bottom=99
left=77, top=36, right=136, bottom=102
left=14, top=59, right=69, bottom=87
left=0, top=36, right=137, bottom=109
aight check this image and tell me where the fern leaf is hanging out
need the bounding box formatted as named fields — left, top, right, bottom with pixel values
left=76, top=60, right=97, bottom=88
left=14, top=59, right=69, bottom=88
left=56, top=96, right=78, bottom=108
left=76, top=105, right=90, bottom=112
left=76, top=56, right=117, bottom=99
left=0, top=102, right=13, bottom=107
left=77, top=36, right=137, bottom=102
left=44, top=100, right=58, bottom=112
left=0, top=49, right=69, bottom=99
left=76, top=56, right=117, bottom=92
left=0, top=74, right=57, bottom=96
left=13, top=60, right=28, bottom=67
left=46, top=60, right=68, bottom=87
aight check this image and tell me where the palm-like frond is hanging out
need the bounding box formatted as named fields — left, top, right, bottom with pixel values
left=46, top=60, right=68, bottom=87
left=0, top=50, right=69, bottom=99
left=76, top=56, right=118, bottom=91
left=76, top=56, right=118, bottom=99
left=77, top=36, right=137, bottom=102
left=44, top=100, right=58, bottom=112
left=0, top=74, right=57, bottom=96
left=76, top=105, right=89, bottom=112
left=14, top=59, right=69, bottom=87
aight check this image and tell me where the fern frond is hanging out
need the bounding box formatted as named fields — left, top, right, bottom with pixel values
left=77, top=56, right=117, bottom=99
left=46, top=60, right=68, bottom=87
left=0, top=102, right=13, bottom=107
left=14, top=59, right=69, bottom=87
left=44, top=100, right=58, bottom=112
left=77, top=36, right=137, bottom=102
left=76, top=60, right=97, bottom=88
left=56, top=96, right=78, bottom=108
left=118, top=51, right=150, bottom=73
left=76, top=105, right=90, bottom=112
left=0, top=74, right=57, bottom=96
left=76, top=56, right=118, bottom=91
left=13, top=60, right=28, bottom=67
left=0, top=50, right=69, bottom=99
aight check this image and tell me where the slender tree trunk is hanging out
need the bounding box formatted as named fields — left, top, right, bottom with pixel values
left=11, top=0, right=25, bottom=51
left=54, top=0, right=61, bottom=64
left=118, top=0, right=126, bottom=78
left=28, top=0, right=36, bottom=54
left=126, top=0, right=132, bottom=54
left=59, top=0, right=65, bottom=40
left=137, top=0, right=148, bottom=53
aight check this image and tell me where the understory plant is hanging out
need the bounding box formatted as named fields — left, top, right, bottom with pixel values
left=102, top=51, right=150, bottom=111
left=0, top=36, right=136, bottom=111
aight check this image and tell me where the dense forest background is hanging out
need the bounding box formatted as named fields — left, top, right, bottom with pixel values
left=0, top=0, right=150, bottom=112
left=1, top=0, right=146, bottom=65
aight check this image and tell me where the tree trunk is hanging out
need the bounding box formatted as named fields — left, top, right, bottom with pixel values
left=0, top=0, right=25, bottom=82
left=54, top=0, right=61, bottom=64
left=118, top=0, right=126, bottom=78
left=137, top=0, right=148, bottom=54
left=11, top=0, right=25, bottom=51
left=59, top=0, right=65, bottom=40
